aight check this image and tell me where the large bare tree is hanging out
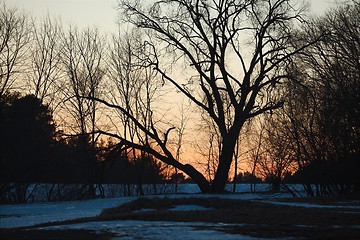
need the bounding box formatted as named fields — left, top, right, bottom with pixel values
left=97, top=0, right=318, bottom=193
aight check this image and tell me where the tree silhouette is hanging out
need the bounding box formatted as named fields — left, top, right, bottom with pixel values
left=0, top=4, right=30, bottom=98
left=98, top=0, right=319, bottom=192
left=0, top=94, right=55, bottom=182
left=269, top=1, right=360, bottom=195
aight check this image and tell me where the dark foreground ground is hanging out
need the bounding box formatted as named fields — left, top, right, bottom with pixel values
left=1, top=196, right=360, bottom=239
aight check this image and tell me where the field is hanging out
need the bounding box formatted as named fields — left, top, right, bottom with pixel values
left=1, top=189, right=360, bottom=240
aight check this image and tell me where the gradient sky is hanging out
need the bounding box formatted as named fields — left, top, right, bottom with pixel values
left=6, top=0, right=344, bottom=32
left=3, top=0, right=347, bottom=173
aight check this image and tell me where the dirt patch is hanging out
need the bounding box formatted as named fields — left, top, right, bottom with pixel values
left=98, top=197, right=360, bottom=239
left=99, top=197, right=360, bottom=225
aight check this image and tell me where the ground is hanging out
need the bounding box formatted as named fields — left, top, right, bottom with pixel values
left=1, top=195, right=359, bottom=239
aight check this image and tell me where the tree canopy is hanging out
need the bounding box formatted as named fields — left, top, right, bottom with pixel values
left=112, top=0, right=318, bottom=192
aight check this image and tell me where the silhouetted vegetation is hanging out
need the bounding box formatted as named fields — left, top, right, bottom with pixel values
left=260, top=1, right=360, bottom=196
left=0, top=1, right=359, bottom=198
left=233, top=172, right=263, bottom=184
left=0, top=93, right=55, bottom=183
left=0, top=93, right=166, bottom=187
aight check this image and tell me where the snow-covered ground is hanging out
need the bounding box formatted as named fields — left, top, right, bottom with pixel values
left=1, top=183, right=308, bottom=203
left=0, top=192, right=301, bottom=240
left=2, top=186, right=357, bottom=239
left=44, top=220, right=269, bottom=240
left=261, top=200, right=360, bottom=209
left=40, top=220, right=258, bottom=240
left=1, top=192, right=297, bottom=240
left=0, top=196, right=136, bottom=228
left=0, top=192, right=293, bottom=229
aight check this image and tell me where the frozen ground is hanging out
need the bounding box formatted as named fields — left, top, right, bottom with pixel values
left=0, top=192, right=296, bottom=240
left=0, top=196, right=136, bottom=228
left=261, top=200, right=360, bottom=209
left=0, top=192, right=291, bottom=228
left=1, top=192, right=359, bottom=239
left=44, top=220, right=266, bottom=240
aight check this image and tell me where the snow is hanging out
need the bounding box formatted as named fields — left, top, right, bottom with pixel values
left=2, top=189, right=354, bottom=239
left=0, top=192, right=297, bottom=239
left=0, top=192, right=292, bottom=229
left=260, top=200, right=360, bottom=209
left=43, top=220, right=265, bottom=240
left=2, top=183, right=307, bottom=203
left=170, top=204, right=213, bottom=211
left=0, top=196, right=136, bottom=228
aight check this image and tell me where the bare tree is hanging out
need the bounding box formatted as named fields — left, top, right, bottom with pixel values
left=244, top=117, right=265, bottom=192
left=194, top=111, right=221, bottom=183
left=280, top=1, right=360, bottom=195
left=0, top=3, right=30, bottom=97
left=106, top=29, right=168, bottom=195
left=260, top=114, right=298, bottom=191
left=27, top=15, right=62, bottom=104
left=106, top=31, right=141, bottom=194
left=107, top=30, right=153, bottom=148
left=59, top=27, right=106, bottom=196
left=60, top=26, right=105, bottom=142
left=98, top=0, right=318, bottom=192
left=173, top=102, right=190, bottom=193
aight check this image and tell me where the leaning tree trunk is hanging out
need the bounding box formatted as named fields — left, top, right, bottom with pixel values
left=182, top=164, right=211, bottom=193
left=156, top=153, right=211, bottom=193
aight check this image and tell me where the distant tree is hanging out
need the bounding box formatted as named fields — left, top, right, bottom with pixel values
left=59, top=27, right=106, bottom=196
left=27, top=15, right=62, bottom=104
left=233, top=171, right=262, bottom=184
left=257, top=114, right=298, bottom=191
left=0, top=3, right=31, bottom=98
left=169, top=172, right=186, bottom=184
left=106, top=29, right=164, bottom=194
left=277, top=1, right=360, bottom=195
left=60, top=27, right=105, bottom=142
left=97, top=141, right=166, bottom=187
left=0, top=93, right=55, bottom=183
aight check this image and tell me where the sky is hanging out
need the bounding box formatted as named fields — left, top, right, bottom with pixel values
left=6, top=0, right=119, bottom=33
left=2, top=0, right=347, bottom=175
left=5, top=0, right=344, bottom=33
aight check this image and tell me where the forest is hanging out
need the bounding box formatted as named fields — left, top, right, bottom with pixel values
left=1, top=0, right=359, bottom=199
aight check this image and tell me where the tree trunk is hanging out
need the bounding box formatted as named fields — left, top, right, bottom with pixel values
left=211, top=133, right=239, bottom=193
left=182, top=164, right=211, bottom=193
left=211, top=154, right=232, bottom=193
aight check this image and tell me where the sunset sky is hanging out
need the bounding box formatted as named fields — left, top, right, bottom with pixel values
left=2, top=0, right=349, bottom=177
left=6, top=0, right=344, bottom=32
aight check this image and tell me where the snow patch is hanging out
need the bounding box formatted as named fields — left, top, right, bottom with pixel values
left=170, top=204, right=213, bottom=211
left=0, top=196, right=136, bottom=228
left=260, top=200, right=360, bottom=209
left=43, top=220, right=266, bottom=240
left=0, top=193, right=301, bottom=229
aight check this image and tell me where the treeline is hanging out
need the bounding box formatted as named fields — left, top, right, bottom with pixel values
left=247, top=2, right=360, bottom=196
left=0, top=1, right=359, bottom=197
left=0, top=94, right=166, bottom=185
